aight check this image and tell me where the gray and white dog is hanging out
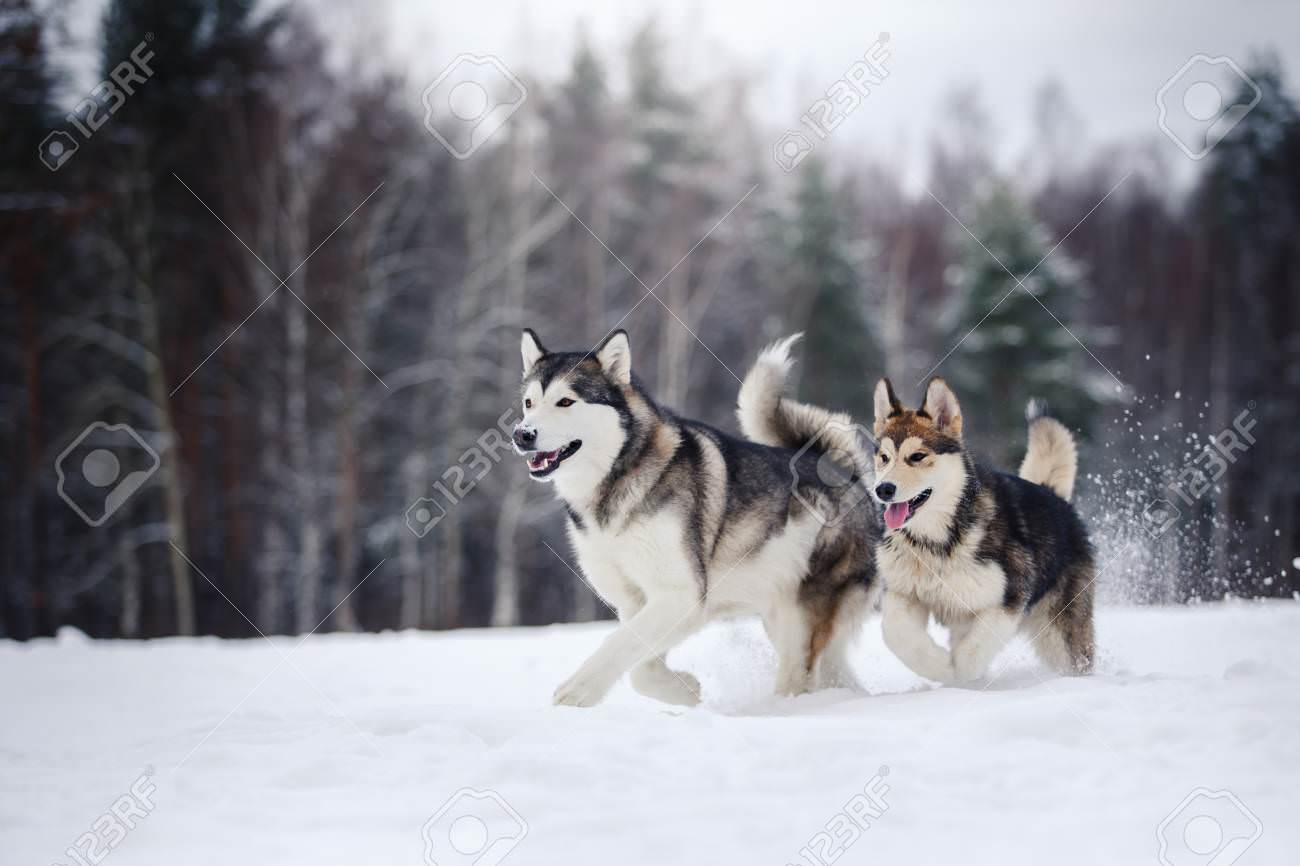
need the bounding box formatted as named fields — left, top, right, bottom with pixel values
left=514, top=329, right=880, bottom=707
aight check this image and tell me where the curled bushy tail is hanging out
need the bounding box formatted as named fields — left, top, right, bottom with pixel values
left=1019, top=399, right=1077, bottom=501
left=737, top=334, right=868, bottom=465
left=737, top=333, right=800, bottom=446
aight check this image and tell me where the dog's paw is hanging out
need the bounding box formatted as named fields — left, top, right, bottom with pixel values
left=918, top=656, right=957, bottom=685
left=815, top=667, right=864, bottom=692
left=631, top=664, right=701, bottom=706
left=774, top=670, right=812, bottom=698
left=951, top=644, right=987, bottom=686
left=552, top=672, right=610, bottom=708
left=951, top=649, right=989, bottom=684
left=663, top=671, right=703, bottom=706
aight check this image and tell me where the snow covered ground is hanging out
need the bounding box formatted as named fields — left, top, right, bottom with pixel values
left=3, top=602, right=1298, bottom=866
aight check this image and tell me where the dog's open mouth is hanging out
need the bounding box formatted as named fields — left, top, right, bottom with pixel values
left=524, top=440, right=582, bottom=478
left=883, top=488, right=932, bottom=530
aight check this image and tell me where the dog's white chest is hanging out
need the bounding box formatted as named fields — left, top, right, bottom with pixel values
left=877, top=536, right=1005, bottom=621
left=570, top=511, right=699, bottom=599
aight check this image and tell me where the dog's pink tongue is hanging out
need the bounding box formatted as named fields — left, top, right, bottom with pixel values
left=884, top=501, right=911, bottom=530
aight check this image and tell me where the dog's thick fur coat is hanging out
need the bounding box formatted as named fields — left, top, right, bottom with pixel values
left=870, top=378, right=1095, bottom=683
left=516, top=330, right=880, bottom=707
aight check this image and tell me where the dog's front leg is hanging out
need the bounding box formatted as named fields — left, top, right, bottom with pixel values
left=881, top=591, right=954, bottom=684
left=950, top=607, right=1019, bottom=682
left=567, top=558, right=697, bottom=704
left=553, top=590, right=704, bottom=707
left=629, top=658, right=701, bottom=706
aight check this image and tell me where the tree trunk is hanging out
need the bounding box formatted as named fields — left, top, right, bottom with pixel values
left=136, top=275, right=196, bottom=636
left=256, top=323, right=286, bottom=633
left=435, top=172, right=493, bottom=629
left=123, top=161, right=195, bottom=636
left=490, top=118, right=535, bottom=628
left=330, top=242, right=364, bottom=631
left=399, top=453, right=427, bottom=629
left=490, top=481, right=528, bottom=627
left=883, top=225, right=915, bottom=383
left=658, top=215, right=690, bottom=408
left=287, top=290, right=323, bottom=633
left=20, top=283, right=42, bottom=638
left=119, top=535, right=141, bottom=638
left=1208, top=258, right=1232, bottom=594
left=574, top=182, right=609, bottom=623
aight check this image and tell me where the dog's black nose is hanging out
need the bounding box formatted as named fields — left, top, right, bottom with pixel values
left=513, top=425, right=536, bottom=448
left=875, top=482, right=896, bottom=501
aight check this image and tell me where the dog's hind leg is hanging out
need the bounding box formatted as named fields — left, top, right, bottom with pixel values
left=813, top=587, right=872, bottom=691
left=1061, top=605, right=1096, bottom=675
left=763, top=601, right=815, bottom=696
left=1024, top=564, right=1095, bottom=676
left=1029, top=592, right=1095, bottom=676
left=1061, top=567, right=1096, bottom=674
left=1027, top=618, right=1073, bottom=674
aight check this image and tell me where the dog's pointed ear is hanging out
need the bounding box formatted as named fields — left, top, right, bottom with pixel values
left=873, top=378, right=902, bottom=434
left=521, top=329, right=547, bottom=375
left=595, top=330, right=631, bottom=385
left=921, top=378, right=963, bottom=438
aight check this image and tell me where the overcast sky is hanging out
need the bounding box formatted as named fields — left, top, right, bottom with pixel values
left=63, top=0, right=1300, bottom=183
left=323, top=0, right=1300, bottom=180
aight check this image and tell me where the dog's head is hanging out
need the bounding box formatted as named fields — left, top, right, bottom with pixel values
left=514, top=329, right=633, bottom=487
left=871, top=377, right=967, bottom=532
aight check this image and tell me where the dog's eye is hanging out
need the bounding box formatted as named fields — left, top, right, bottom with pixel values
left=878, top=452, right=889, bottom=464
left=556, top=398, right=575, bottom=408
left=908, top=452, right=927, bottom=464
left=524, top=398, right=533, bottom=409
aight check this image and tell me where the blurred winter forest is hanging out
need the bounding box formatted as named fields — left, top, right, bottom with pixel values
left=2, top=0, right=1298, bottom=639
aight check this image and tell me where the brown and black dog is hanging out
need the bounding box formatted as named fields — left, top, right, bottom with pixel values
left=868, top=377, right=1095, bottom=683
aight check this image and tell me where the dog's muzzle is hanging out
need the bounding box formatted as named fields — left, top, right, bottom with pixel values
left=513, top=423, right=537, bottom=451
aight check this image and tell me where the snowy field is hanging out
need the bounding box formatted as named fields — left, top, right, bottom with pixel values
left=3, top=602, right=1298, bottom=866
